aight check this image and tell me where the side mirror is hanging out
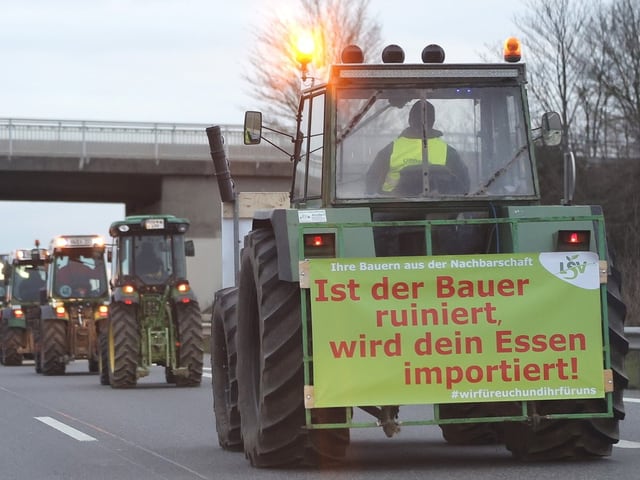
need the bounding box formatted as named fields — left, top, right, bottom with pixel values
left=244, top=111, right=263, bottom=145
left=184, top=240, right=195, bottom=257
left=541, top=112, right=562, bottom=147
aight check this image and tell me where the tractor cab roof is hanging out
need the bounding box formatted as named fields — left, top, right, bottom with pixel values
left=109, top=215, right=190, bottom=237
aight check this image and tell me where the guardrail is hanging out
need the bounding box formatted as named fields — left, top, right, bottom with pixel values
left=0, top=118, right=291, bottom=162
left=627, top=327, right=640, bottom=350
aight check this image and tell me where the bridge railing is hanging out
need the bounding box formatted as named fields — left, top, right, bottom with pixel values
left=0, top=118, right=291, bottom=162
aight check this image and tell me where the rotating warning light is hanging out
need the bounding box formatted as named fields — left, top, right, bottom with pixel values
left=341, top=44, right=364, bottom=63
left=382, top=44, right=405, bottom=63
left=422, top=44, right=445, bottom=63
left=503, top=37, right=522, bottom=62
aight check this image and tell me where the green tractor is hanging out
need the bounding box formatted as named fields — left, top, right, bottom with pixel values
left=0, top=245, right=48, bottom=366
left=100, top=214, right=203, bottom=388
left=36, top=235, right=110, bottom=375
left=207, top=39, right=628, bottom=467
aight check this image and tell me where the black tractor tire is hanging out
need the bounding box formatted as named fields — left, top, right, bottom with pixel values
left=211, top=287, right=242, bottom=451
left=88, top=358, right=99, bottom=373
left=107, top=302, right=140, bottom=388
left=33, top=323, right=42, bottom=374
left=1, top=325, right=24, bottom=366
left=40, top=319, right=67, bottom=375
left=98, top=324, right=110, bottom=385
left=504, top=264, right=629, bottom=460
left=236, top=229, right=349, bottom=468
left=165, top=367, right=176, bottom=384
left=438, top=403, right=511, bottom=445
left=34, top=351, right=42, bottom=374
left=174, top=301, right=203, bottom=387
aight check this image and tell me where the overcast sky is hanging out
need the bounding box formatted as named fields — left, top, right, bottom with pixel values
left=0, top=0, right=524, bottom=253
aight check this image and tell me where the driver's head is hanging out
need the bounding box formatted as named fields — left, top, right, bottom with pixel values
left=409, top=100, right=435, bottom=130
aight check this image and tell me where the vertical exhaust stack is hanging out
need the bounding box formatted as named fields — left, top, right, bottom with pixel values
left=206, top=126, right=236, bottom=203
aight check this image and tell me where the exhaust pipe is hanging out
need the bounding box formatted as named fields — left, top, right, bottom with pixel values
left=206, top=126, right=235, bottom=203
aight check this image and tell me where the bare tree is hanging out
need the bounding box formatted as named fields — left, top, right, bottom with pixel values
left=583, top=0, right=640, bottom=158
left=514, top=0, right=589, bottom=145
left=243, top=0, right=382, bottom=128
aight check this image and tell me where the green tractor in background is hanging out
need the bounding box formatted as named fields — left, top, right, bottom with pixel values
left=100, top=214, right=203, bottom=388
left=0, top=245, right=48, bottom=366
left=36, top=235, right=110, bottom=375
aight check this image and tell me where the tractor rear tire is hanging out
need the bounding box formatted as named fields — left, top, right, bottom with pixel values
left=98, top=324, right=110, bottom=385
left=174, top=301, right=203, bottom=387
left=1, top=326, right=24, bottom=366
left=40, top=319, right=66, bottom=375
left=504, top=264, right=628, bottom=459
left=211, top=287, right=242, bottom=451
left=107, top=303, right=140, bottom=388
left=236, top=229, right=349, bottom=467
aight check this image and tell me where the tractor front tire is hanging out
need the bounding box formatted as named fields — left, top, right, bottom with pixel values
left=174, top=301, right=203, bottom=387
left=98, top=324, right=110, bottom=385
left=211, top=287, right=242, bottom=451
left=236, top=229, right=349, bottom=468
left=107, top=303, right=140, bottom=388
left=438, top=403, right=510, bottom=445
left=40, top=319, right=66, bottom=375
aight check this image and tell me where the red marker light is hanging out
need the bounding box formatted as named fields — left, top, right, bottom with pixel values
left=303, top=233, right=336, bottom=258
left=556, top=230, right=590, bottom=251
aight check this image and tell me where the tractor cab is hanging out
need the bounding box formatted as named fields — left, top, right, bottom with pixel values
left=48, top=235, right=109, bottom=300
left=5, top=247, right=49, bottom=304
left=109, top=215, right=195, bottom=292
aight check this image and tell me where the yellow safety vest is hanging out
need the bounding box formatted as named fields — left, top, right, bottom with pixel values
left=382, top=137, right=448, bottom=192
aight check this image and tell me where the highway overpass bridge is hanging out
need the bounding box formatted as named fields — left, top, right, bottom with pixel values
left=0, top=117, right=293, bottom=310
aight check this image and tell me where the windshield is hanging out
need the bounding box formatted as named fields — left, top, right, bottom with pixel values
left=13, top=265, right=47, bottom=303
left=53, top=253, right=108, bottom=298
left=334, top=86, right=536, bottom=200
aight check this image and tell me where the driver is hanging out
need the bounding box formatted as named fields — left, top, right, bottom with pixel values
left=366, top=100, right=469, bottom=195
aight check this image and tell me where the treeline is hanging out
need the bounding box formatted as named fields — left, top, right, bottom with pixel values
left=537, top=148, right=640, bottom=325
left=518, top=0, right=640, bottom=324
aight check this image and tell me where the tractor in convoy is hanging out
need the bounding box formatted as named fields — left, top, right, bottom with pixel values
left=0, top=245, right=48, bottom=366
left=35, top=235, right=110, bottom=375
left=207, top=38, right=628, bottom=467
left=100, top=214, right=203, bottom=388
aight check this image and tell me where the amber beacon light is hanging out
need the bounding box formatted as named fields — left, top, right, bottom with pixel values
left=503, top=37, right=522, bottom=62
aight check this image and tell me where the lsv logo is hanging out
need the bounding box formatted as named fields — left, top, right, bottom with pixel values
left=539, top=252, right=599, bottom=290
left=559, top=254, right=588, bottom=280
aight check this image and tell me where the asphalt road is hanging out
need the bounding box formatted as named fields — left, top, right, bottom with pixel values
left=1, top=355, right=639, bottom=480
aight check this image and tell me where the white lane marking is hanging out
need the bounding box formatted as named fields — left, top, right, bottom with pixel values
left=624, top=397, right=640, bottom=404
left=616, top=440, right=640, bottom=449
left=35, top=416, right=97, bottom=442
